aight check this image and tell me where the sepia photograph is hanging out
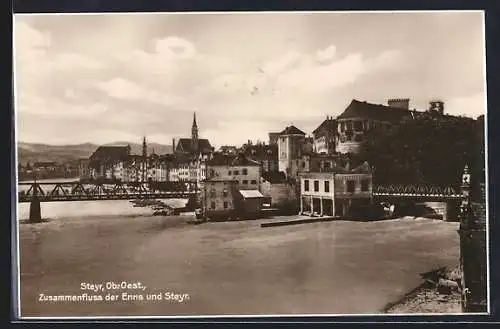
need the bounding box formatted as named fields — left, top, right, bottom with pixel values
left=13, top=11, right=488, bottom=318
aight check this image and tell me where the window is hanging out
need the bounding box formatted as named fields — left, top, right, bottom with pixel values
left=210, top=202, right=216, bottom=209
left=223, top=202, right=228, bottom=209
left=314, top=180, right=319, bottom=192
left=354, top=134, right=364, bottom=142
left=234, top=170, right=240, bottom=175
left=361, top=179, right=370, bottom=192
left=210, top=189, right=216, bottom=198
left=304, top=180, right=310, bottom=192
left=242, top=168, right=248, bottom=175
left=347, top=181, right=355, bottom=193
left=250, top=180, right=257, bottom=184
left=228, top=170, right=232, bottom=175
left=353, top=121, right=363, bottom=132
left=242, top=180, right=248, bottom=184
left=324, top=181, right=330, bottom=193
left=223, top=189, right=228, bottom=197
left=323, top=161, right=330, bottom=169
left=302, top=161, right=306, bottom=168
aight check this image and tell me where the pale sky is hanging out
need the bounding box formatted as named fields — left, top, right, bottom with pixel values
left=14, top=11, right=486, bottom=148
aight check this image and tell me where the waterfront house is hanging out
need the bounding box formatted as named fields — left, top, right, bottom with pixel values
left=299, top=161, right=373, bottom=217
left=200, top=179, right=238, bottom=220
left=205, top=153, right=262, bottom=191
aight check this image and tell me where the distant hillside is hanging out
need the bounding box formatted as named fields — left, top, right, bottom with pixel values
left=17, top=142, right=173, bottom=166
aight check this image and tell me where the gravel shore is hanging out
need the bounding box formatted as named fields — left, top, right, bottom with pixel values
left=384, top=266, right=462, bottom=314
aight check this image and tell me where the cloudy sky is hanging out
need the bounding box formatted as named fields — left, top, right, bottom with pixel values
left=14, top=11, right=486, bottom=148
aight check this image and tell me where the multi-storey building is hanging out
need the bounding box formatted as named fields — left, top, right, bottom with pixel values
left=299, top=161, right=373, bottom=217
left=200, top=179, right=238, bottom=219
left=277, top=125, right=307, bottom=179
left=200, top=177, right=265, bottom=221
left=240, top=142, right=279, bottom=173
left=312, top=116, right=337, bottom=155
left=88, top=145, right=131, bottom=180
left=205, top=153, right=262, bottom=191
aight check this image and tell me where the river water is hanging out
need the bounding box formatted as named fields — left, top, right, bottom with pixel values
left=16, top=179, right=461, bottom=317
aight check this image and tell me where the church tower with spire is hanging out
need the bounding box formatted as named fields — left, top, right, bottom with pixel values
left=191, top=112, right=199, bottom=154
left=142, top=136, right=148, bottom=182
left=142, top=136, right=148, bottom=158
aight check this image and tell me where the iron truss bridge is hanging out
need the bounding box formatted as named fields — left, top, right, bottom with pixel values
left=17, top=181, right=198, bottom=203
left=373, top=184, right=463, bottom=201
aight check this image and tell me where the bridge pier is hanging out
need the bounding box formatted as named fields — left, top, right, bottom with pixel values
left=445, top=200, right=460, bottom=222
left=29, top=195, right=42, bottom=223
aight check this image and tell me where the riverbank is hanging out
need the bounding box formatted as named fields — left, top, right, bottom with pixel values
left=384, top=266, right=462, bottom=314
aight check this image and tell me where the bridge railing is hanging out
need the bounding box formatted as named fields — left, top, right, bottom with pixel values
left=18, top=181, right=199, bottom=202
left=373, top=184, right=462, bottom=198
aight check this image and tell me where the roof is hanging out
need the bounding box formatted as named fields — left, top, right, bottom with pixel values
left=279, top=125, right=306, bottom=136
left=207, top=153, right=260, bottom=166
left=241, top=144, right=278, bottom=158
left=239, top=189, right=264, bottom=199
left=33, top=161, right=58, bottom=167
left=312, top=118, right=337, bottom=135
left=89, top=145, right=130, bottom=162
left=337, top=99, right=411, bottom=123
left=175, top=138, right=213, bottom=154
left=205, top=178, right=238, bottom=183
left=262, top=171, right=287, bottom=184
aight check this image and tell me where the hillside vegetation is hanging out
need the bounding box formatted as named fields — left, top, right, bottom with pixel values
left=17, top=142, right=173, bottom=165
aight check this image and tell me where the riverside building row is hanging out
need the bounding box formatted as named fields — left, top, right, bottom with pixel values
left=77, top=97, right=469, bottom=218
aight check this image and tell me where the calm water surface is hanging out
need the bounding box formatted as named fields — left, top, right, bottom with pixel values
left=18, top=201, right=460, bottom=317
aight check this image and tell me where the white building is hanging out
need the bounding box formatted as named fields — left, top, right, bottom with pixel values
left=299, top=161, right=373, bottom=217
left=206, top=153, right=262, bottom=191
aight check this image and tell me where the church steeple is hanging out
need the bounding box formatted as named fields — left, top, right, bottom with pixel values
left=142, top=136, right=147, bottom=158
left=191, top=112, right=199, bottom=153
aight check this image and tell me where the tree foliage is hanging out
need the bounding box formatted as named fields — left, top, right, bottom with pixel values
left=356, top=114, right=482, bottom=188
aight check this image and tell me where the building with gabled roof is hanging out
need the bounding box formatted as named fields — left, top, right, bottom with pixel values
left=336, top=99, right=413, bottom=154
left=312, top=116, right=337, bottom=155
left=277, top=125, right=307, bottom=178
left=88, top=145, right=131, bottom=180
left=174, top=112, right=214, bottom=156
left=205, top=153, right=262, bottom=191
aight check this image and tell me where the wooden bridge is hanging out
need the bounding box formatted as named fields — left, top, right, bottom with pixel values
left=17, top=181, right=198, bottom=203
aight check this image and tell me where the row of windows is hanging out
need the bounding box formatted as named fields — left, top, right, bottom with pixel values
left=303, top=179, right=370, bottom=193
left=210, top=189, right=229, bottom=197
left=210, top=201, right=230, bottom=209
left=339, top=121, right=366, bottom=132
left=339, top=134, right=364, bottom=143
left=228, top=168, right=248, bottom=175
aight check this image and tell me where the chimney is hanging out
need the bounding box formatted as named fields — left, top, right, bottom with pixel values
left=429, top=100, right=444, bottom=115
left=388, top=98, right=410, bottom=110
left=172, top=138, right=176, bottom=153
